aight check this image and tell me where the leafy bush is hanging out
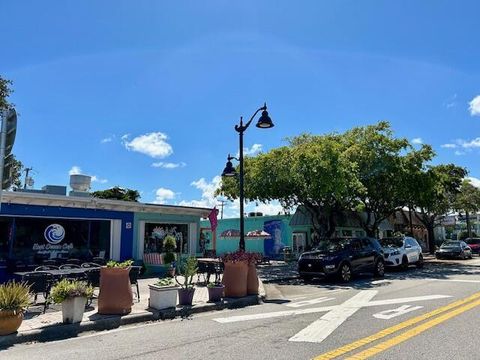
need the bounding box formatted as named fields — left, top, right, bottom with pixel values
left=163, top=235, right=177, bottom=253
left=221, top=250, right=261, bottom=264
left=106, top=259, right=134, bottom=268
left=156, top=278, right=175, bottom=287
left=163, top=252, right=176, bottom=264
left=175, top=257, right=198, bottom=289
left=0, top=281, right=31, bottom=313
left=49, top=279, right=94, bottom=304
left=458, top=231, right=478, bottom=240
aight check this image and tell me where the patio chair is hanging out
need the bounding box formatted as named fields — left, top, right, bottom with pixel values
left=92, top=257, right=106, bottom=266
left=59, top=264, right=81, bottom=269
left=196, top=261, right=209, bottom=283
left=35, top=265, right=59, bottom=271
left=66, top=258, right=81, bottom=265
left=22, top=272, right=53, bottom=313
left=85, top=268, right=101, bottom=288
left=129, top=266, right=141, bottom=302
left=81, top=262, right=102, bottom=269
left=42, top=259, right=57, bottom=266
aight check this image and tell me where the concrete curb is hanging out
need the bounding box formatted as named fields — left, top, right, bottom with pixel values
left=0, top=295, right=262, bottom=349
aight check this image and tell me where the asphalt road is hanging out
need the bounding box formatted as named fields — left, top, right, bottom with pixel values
left=3, top=261, right=480, bottom=360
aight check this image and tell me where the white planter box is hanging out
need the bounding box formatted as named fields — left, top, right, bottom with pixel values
left=62, top=297, right=87, bottom=324
left=149, top=285, right=179, bottom=310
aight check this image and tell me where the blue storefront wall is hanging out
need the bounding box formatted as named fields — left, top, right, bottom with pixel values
left=0, top=203, right=135, bottom=261
left=200, top=215, right=293, bottom=258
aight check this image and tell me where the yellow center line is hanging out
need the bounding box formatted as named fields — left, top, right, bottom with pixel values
left=313, top=291, right=480, bottom=360
left=346, top=297, right=480, bottom=359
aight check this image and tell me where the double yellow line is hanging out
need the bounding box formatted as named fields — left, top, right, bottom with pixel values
left=313, top=291, right=480, bottom=360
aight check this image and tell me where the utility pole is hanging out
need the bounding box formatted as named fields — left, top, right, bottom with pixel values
left=23, top=167, right=33, bottom=189
left=217, top=200, right=226, bottom=219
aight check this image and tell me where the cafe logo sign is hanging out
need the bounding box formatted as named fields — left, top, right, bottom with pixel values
left=44, top=224, right=66, bottom=245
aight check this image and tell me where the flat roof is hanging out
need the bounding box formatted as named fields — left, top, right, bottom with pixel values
left=0, top=191, right=211, bottom=217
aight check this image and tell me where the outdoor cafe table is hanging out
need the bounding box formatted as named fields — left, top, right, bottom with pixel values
left=196, top=258, right=223, bottom=283
left=14, top=268, right=90, bottom=279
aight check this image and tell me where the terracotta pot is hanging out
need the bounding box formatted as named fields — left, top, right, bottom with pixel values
left=98, top=267, right=133, bottom=315
left=178, top=288, right=195, bottom=306
left=247, top=263, right=259, bottom=295
left=222, top=261, right=248, bottom=298
left=207, top=285, right=225, bottom=302
left=0, top=310, right=23, bottom=336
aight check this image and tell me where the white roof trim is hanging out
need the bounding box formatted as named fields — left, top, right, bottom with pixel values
left=0, top=191, right=211, bottom=217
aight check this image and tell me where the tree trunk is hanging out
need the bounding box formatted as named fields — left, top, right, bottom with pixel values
left=466, top=211, right=471, bottom=238
left=365, top=227, right=376, bottom=237
left=427, top=225, right=435, bottom=254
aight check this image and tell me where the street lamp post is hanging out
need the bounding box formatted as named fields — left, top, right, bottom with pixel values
left=222, top=103, right=274, bottom=251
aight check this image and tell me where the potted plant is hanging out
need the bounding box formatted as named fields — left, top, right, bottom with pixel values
left=221, top=250, right=250, bottom=297
left=246, top=252, right=261, bottom=295
left=0, top=281, right=30, bottom=336
left=148, top=277, right=178, bottom=310
left=207, top=282, right=224, bottom=302
left=163, top=235, right=177, bottom=277
left=175, top=257, right=198, bottom=306
left=98, top=259, right=134, bottom=315
left=49, top=279, right=93, bottom=324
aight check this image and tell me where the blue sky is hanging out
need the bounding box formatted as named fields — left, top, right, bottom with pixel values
left=1, top=1, right=479, bottom=217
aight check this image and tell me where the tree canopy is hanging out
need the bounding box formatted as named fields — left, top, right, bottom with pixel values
left=218, top=121, right=468, bottom=251
left=0, top=75, right=13, bottom=111
left=92, top=186, right=140, bottom=202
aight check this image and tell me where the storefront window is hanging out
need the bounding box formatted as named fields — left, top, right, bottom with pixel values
left=11, top=217, right=110, bottom=264
left=0, top=218, right=11, bottom=261
left=144, top=223, right=189, bottom=255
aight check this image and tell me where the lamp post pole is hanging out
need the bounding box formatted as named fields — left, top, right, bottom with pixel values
left=223, top=103, right=274, bottom=251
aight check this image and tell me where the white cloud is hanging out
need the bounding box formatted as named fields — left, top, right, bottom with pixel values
left=69, top=166, right=82, bottom=175
left=91, top=175, right=108, bottom=184
left=154, top=187, right=176, bottom=204
left=122, top=132, right=173, bottom=158
left=467, top=177, right=480, bottom=188
left=411, top=138, right=423, bottom=145
left=68, top=166, right=108, bottom=184
left=441, top=143, right=457, bottom=149
left=445, top=94, right=457, bottom=109
left=100, top=135, right=115, bottom=144
left=459, top=137, right=480, bottom=149
left=469, top=95, right=480, bottom=116
left=151, top=162, right=186, bottom=169
left=454, top=150, right=466, bottom=156
left=178, top=176, right=222, bottom=209
left=222, top=200, right=288, bottom=218
left=236, top=143, right=263, bottom=158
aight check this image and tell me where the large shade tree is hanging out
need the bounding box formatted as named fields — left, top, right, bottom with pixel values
left=219, top=133, right=363, bottom=238
left=412, top=164, right=467, bottom=253
left=92, top=186, right=140, bottom=202
left=454, top=180, right=480, bottom=238
left=342, top=122, right=435, bottom=237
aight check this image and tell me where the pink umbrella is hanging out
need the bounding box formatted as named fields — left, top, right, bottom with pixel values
left=246, top=230, right=271, bottom=238
left=220, top=229, right=271, bottom=239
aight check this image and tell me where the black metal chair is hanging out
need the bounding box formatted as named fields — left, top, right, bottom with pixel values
left=35, top=265, right=59, bottom=271
left=66, top=258, right=81, bottom=265
left=196, top=261, right=209, bottom=283
left=129, top=266, right=141, bottom=302
left=92, top=257, right=106, bottom=266
left=59, top=264, right=81, bottom=269
left=22, top=272, right=53, bottom=313
left=42, top=259, right=57, bottom=266
left=85, top=268, right=101, bottom=288
left=81, top=262, right=102, bottom=269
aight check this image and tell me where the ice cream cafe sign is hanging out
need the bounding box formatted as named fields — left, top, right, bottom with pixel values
left=32, top=224, right=73, bottom=254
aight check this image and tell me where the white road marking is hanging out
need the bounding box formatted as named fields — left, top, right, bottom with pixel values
left=366, top=294, right=450, bottom=307
left=373, top=305, right=423, bottom=320
left=286, top=297, right=335, bottom=308
left=430, top=279, right=480, bottom=284
left=289, top=290, right=377, bottom=343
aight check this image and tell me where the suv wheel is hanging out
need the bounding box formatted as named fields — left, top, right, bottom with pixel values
left=416, top=254, right=424, bottom=268
left=339, top=263, right=352, bottom=282
left=374, top=259, right=385, bottom=277
left=401, top=256, right=409, bottom=270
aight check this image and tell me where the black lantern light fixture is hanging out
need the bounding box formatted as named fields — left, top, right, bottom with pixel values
left=221, top=103, right=274, bottom=251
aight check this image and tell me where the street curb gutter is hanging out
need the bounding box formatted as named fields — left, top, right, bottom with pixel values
left=0, top=295, right=261, bottom=349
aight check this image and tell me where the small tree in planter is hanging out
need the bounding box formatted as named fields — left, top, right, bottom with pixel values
left=49, top=279, right=93, bottom=324
left=207, top=282, right=225, bottom=303
left=98, top=259, right=134, bottom=315
left=0, top=281, right=30, bottom=335
left=163, top=235, right=177, bottom=277
left=149, top=278, right=179, bottom=310
left=175, top=257, right=198, bottom=306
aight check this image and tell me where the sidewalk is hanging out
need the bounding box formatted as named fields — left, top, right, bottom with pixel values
left=0, top=275, right=264, bottom=348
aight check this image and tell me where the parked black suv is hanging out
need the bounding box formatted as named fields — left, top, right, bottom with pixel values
left=297, top=237, right=385, bottom=282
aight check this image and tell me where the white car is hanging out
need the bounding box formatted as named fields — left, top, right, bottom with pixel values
left=379, top=236, right=424, bottom=269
